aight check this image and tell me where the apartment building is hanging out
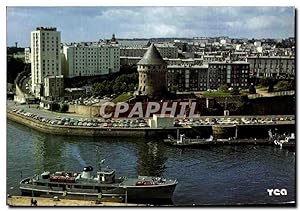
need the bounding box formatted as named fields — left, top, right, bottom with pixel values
left=31, top=27, right=61, bottom=97
left=208, top=62, right=250, bottom=90
left=62, top=43, right=120, bottom=78
left=247, top=56, right=295, bottom=79
left=43, top=75, right=64, bottom=98
left=24, top=47, right=31, bottom=64
left=167, top=64, right=208, bottom=93
left=120, top=44, right=178, bottom=59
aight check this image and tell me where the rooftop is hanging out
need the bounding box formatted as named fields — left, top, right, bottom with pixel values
left=247, top=56, right=295, bottom=59
left=36, top=27, right=57, bottom=31
left=137, top=43, right=167, bottom=65
left=118, top=40, right=150, bottom=47
left=168, top=64, right=208, bottom=69
left=209, top=61, right=249, bottom=64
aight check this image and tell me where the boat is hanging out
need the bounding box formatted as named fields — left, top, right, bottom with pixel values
left=163, top=134, right=215, bottom=147
left=19, top=161, right=177, bottom=201
left=164, top=133, right=271, bottom=147
left=273, top=133, right=295, bottom=149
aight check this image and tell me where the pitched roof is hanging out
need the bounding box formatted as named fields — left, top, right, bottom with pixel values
left=137, top=43, right=167, bottom=65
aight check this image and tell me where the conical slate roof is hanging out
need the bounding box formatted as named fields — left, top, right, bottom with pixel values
left=137, top=43, right=167, bottom=65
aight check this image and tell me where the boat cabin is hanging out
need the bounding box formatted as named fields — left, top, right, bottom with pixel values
left=96, top=169, right=115, bottom=184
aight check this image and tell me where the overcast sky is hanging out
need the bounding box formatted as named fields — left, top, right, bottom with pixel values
left=7, top=6, right=295, bottom=47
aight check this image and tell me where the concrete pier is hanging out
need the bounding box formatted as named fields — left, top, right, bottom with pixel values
left=7, top=196, right=146, bottom=207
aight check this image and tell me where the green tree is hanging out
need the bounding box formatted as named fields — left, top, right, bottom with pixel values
left=59, top=104, right=69, bottom=113
left=249, top=84, right=256, bottom=94
left=7, top=56, right=26, bottom=83
left=230, top=87, right=240, bottom=95
left=51, top=103, right=60, bottom=111
left=288, top=79, right=295, bottom=90
left=276, top=81, right=290, bottom=91
left=268, top=84, right=274, bottom=93
left=218, top=84, right=229, bottom=93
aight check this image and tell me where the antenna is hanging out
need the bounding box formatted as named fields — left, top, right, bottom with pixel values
left=99, top=159, right=105, bottom=171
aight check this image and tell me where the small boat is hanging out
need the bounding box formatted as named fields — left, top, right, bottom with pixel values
left=273, top=133, right=295, bottom=149
left=163, top=134, right=215, bottom=147
left=19, top=160, right=177, bottom=201
left=164, top=133, right=272, bottom=147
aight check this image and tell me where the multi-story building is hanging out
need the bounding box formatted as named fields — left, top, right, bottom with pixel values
left=155, top=44, right=178, bottom=59
left=247, top=56, right=295, bottom=79
left=120, top=44, right=178, bottom=59
left=120, top=57, right=203, bottom=68
left=62, top=43, right=120, bottom=78
left=167, top=64, right=208, bottom=93
left=31, top=27, right=61, bottom=97
left=120, top=47, right=146, bottom=58
left=120, top=56, right=142, bottom=66
left=165, top=58, right=203, bottom=66
left=43, top=75, right=64, bottom=98
left=208, top=61, right=250, bottom=90
left=203, top=55, right=224, bottom=63
left=24, top=47, right=31, bottom=64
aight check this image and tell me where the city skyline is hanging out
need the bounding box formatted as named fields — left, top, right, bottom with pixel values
left=7, top=6, right=295, bottom=47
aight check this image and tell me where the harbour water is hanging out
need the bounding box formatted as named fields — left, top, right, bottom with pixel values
left=7, top=120, right=295, bottom=205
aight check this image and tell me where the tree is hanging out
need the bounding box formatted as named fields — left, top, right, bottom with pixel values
left=230, top=87, right=240, bottom=95
left=268, top=84, right=274, bottom=93
left=249, top=84, right=256, bottom=94
left=51, top=103, right=60, bottom=111
left=91, top=72, right=138, bottom=97
left=7, top=56, right=25, bottom=83
left=60, top=104, right=69, bottom=113
left=218, top=84, right=229, bottom=93
left=288, top=79, right=295, bottom=90
left=276, top=81, right=290, bottom=91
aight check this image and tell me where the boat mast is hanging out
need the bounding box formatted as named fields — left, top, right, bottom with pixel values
left=99, top=159, right=105, bottom=171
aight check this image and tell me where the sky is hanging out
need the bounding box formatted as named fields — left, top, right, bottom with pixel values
left=6, top=6, right=295, bottom=47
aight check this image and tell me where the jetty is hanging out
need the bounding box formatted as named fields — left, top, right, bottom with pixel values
left=7, top=196, right=147, bottom=207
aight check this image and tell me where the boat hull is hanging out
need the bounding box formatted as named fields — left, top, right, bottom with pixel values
left=122, top=183, right=177, bottom=200
left=20, top=182, right=177, bottom=201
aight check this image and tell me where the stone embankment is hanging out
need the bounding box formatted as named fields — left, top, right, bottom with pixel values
left=7, top=111, right=179, bottom=138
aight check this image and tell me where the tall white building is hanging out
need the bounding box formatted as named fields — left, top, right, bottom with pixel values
left=24, top=47, right=31, bottom=64
left=62, top=43, right=120, bottom=78
left=31, top=27, right=62, bottom=97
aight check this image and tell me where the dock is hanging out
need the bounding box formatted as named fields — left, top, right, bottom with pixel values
left=7, top=196, right=147, bottom=207
left=164, top=138, right=273, bottom=147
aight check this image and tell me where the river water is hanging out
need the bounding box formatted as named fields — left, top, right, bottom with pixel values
left=7, top=120, right=295, bottom=205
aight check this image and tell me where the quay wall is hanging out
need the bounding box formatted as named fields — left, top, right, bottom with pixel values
left=7, top=112, right=294, bottom=139
left=7, top=112, right=188, bottom=138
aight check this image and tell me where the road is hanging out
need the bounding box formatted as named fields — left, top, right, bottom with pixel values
left=7, top=100, right=295, bottom=126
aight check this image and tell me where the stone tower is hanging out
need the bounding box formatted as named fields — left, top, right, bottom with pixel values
left=136, top=43, right=167, bottom=98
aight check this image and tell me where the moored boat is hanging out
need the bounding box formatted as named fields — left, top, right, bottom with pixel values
left=19, top=162, right=177, bottom=201
left=163, top=134, right=215, bottom=147
left=273, top=133, right=295, bottom=149
left=164, top=134, right=271, bottom=147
